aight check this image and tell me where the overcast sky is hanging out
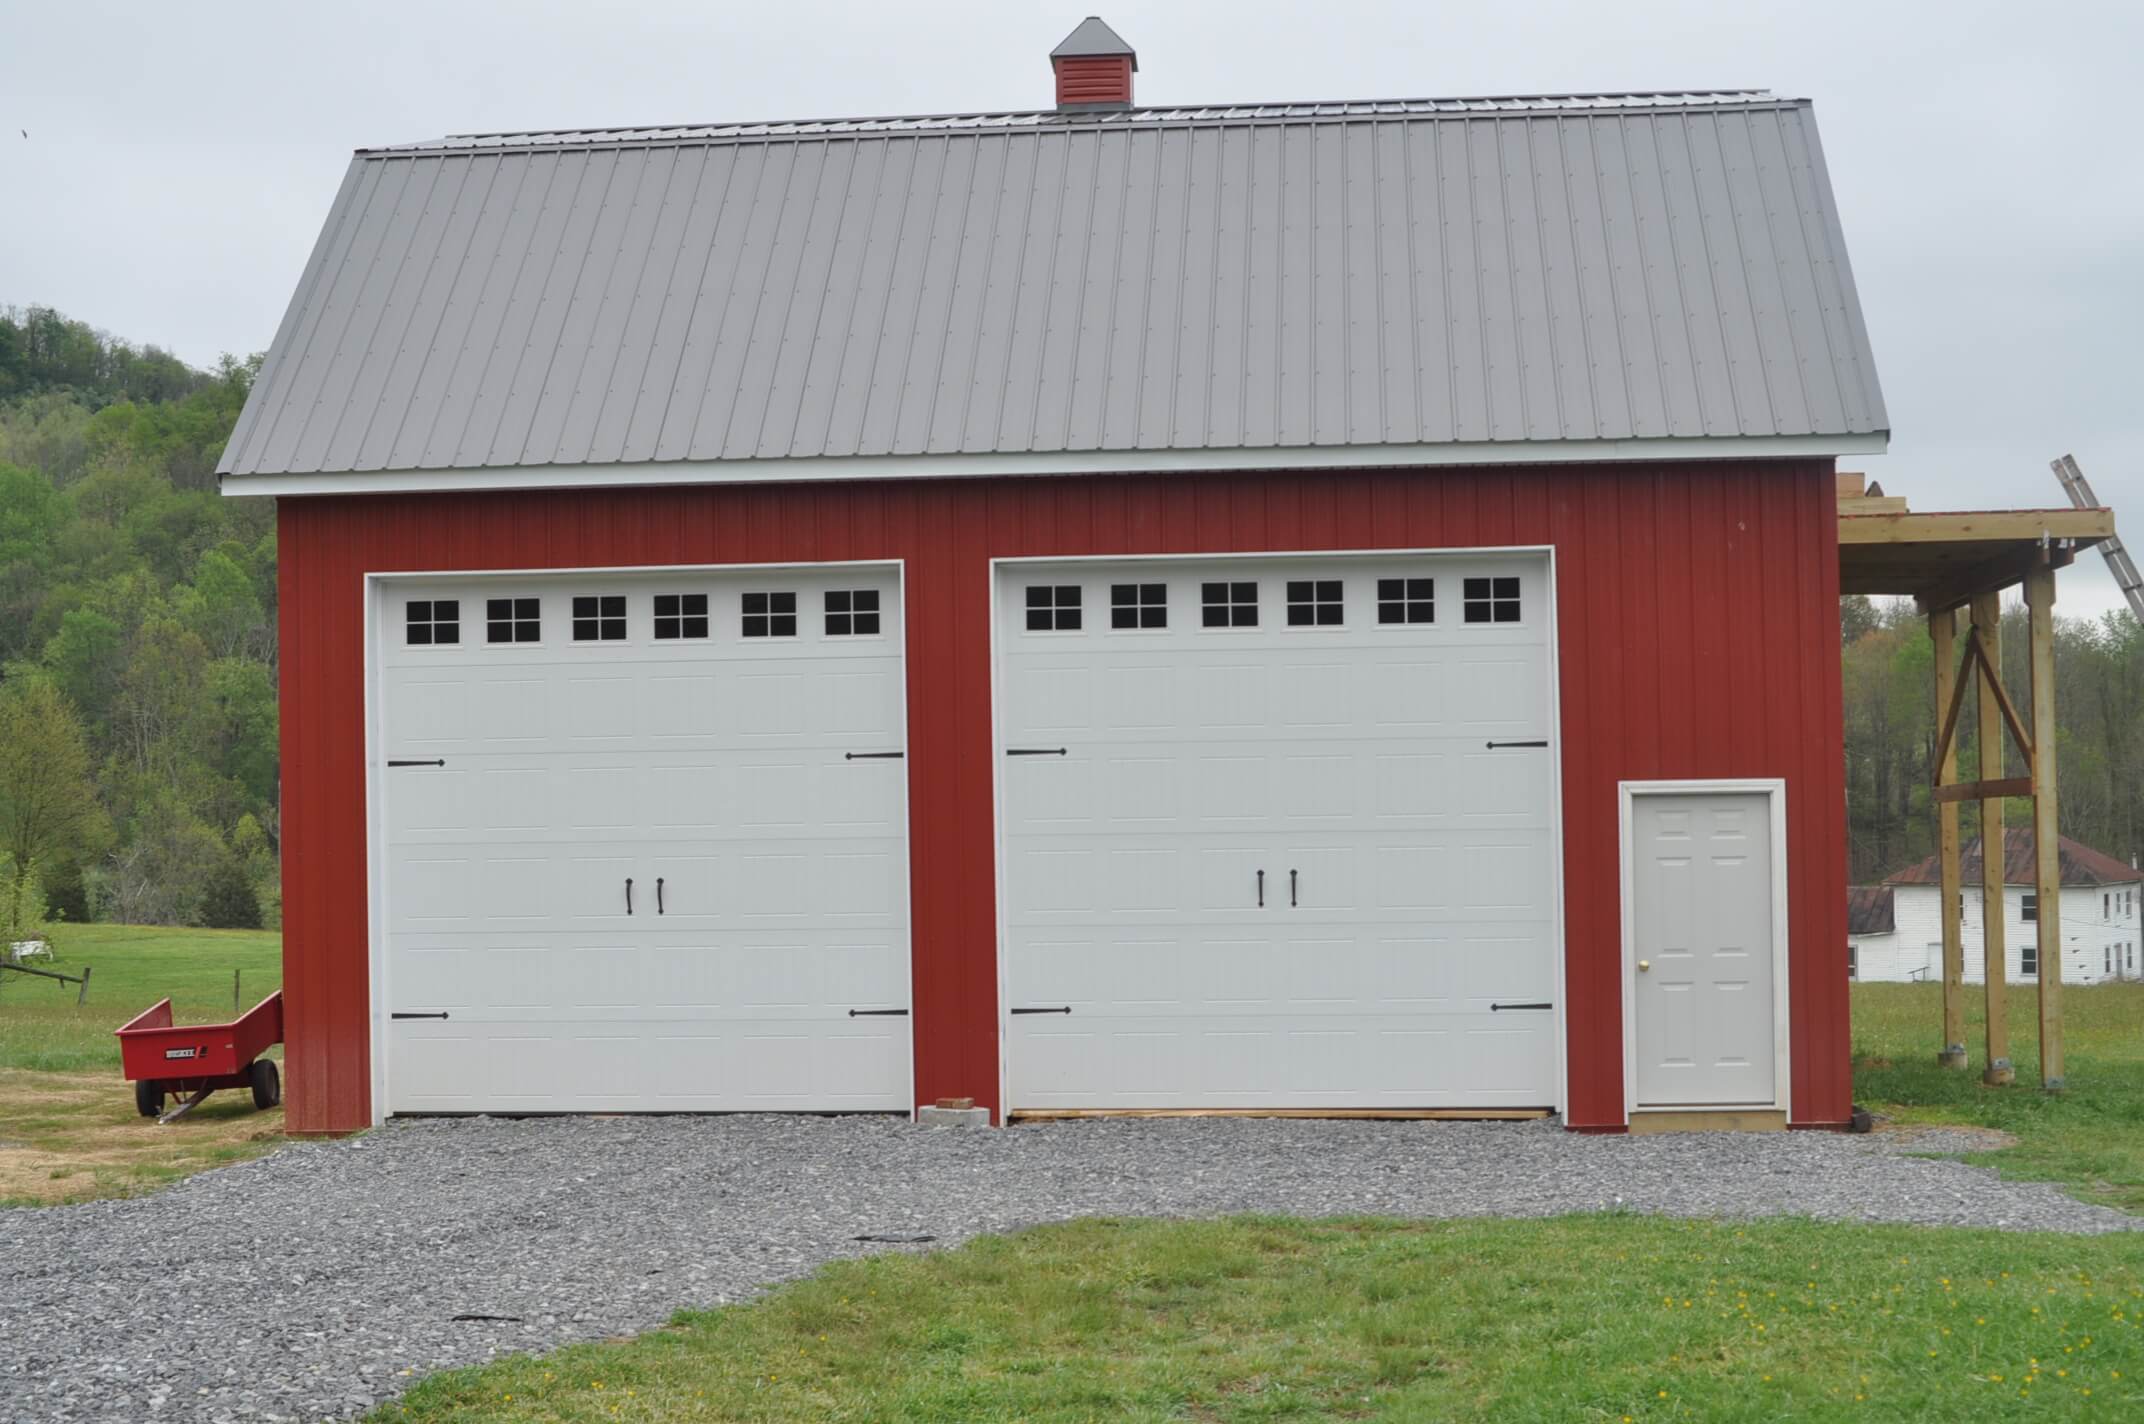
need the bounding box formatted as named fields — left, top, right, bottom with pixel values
left=4, top=1, right=2138, bottom=619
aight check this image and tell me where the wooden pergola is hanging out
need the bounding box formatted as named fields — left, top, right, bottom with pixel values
left=1838, top=475, right=2117, bottom=1088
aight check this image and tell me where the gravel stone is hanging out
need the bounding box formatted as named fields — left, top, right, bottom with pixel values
left=3, top=1114, right=2133, bottom=1422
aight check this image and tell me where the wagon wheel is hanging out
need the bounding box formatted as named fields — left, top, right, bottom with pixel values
left=249, top=1059, right=281, bottom=1111
left=135, top=1080, right=164, bottom=1118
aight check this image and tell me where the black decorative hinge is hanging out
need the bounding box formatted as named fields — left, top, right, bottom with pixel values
left=1489, top=1002, right=1553, bottom=1012
left=391, top=1011, right=451, bottom=1020
left=1483, top=741, right=1549, bottom=750
left=388, top=758, right=447, bottom=768
left=1006, top=748, right=1068, bottom=757
left=848, top=1008, right=911, bottom=1017
left=1011, top=1006, right=1072, bottom=1015
left=845, top=751, right=906, bottom=760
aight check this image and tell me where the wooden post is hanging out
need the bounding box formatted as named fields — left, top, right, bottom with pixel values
left=1972, top=591, right=2014, bottom=1086
left=234, top=967, right=242, bottom=1015
left=76, top=962, right=91, bottom=1006
left=1931, top=607, right=1967, bottom=1068
left=2026, top=566, right=2064, bottom=1090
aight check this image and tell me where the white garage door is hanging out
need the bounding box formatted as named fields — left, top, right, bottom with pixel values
left=377, top=566, right=910, bottom=1114
left=997, top=554, right=1558, bottom=1111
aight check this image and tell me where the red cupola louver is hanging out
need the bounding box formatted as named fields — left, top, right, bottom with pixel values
left=1051, top=16, right=1136, bottom=111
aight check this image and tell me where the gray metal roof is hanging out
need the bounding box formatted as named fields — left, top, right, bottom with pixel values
left=220, top=91, right=1886, bottom=480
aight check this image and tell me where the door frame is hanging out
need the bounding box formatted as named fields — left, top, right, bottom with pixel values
left=988, top=546, right=1565, bottom=1120
left=1617, top=778, right=1792, bottom=1124
left=363, top=558, right=911, bottom=1126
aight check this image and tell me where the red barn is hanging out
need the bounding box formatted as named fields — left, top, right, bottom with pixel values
left=220, top=20, right=1884, bottom=1135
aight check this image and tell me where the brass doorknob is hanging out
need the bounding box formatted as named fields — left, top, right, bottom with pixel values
left=1638, top=959, right=1651, bottom=972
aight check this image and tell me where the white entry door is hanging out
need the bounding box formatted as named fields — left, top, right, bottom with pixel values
left=996, top=554, right=1559, bottom=1111
left=1628, top=788, right=1783, bottom=1108
left=377, top=566, right=910, bottom=1114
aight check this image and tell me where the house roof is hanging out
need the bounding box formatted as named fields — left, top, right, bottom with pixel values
left=1884, top=830, right=2142, bottom=889
left=1847, top=885, right=1896, bottom=936
left=218, top=87, right=1886, bottom=486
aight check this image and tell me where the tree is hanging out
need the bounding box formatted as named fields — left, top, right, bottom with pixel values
left=199, top=853, right=262, bottom=930
left=0, top=677, right=101, bottom=881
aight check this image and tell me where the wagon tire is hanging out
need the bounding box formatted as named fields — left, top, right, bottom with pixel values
left=135, top=1080, right=163, bottom=1118
left=249, top=1059, right=281, bottom=1111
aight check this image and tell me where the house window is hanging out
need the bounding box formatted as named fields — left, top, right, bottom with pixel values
left=1110, top=583, right=1167, bottom=630
left=1201, top=581, right=1258, bottom=628
left=2022, top=940, right=2038, bottom=977
left=1285, top=579, right=1344, bottom=627
left=1377, top=578, right=1434, bottom=624
left=405, top=599, right=460, bottom=646
left=741, top=591, right=797, bottom=638
left=2108, top=893, right=2113, bottom=920
left=2107, top=946, right=2114, bottom=976
left=1463, top=576, right=1521, bottom=624
left=486, top=597, right=541, bottom=644
left=825, top=589, right=881, bottom=637
left=1025, top=585, right=1081, bottom=632
left=654, top=593, right=709, bottom=640
left=572, top=594, right=627, bottom=642
left=1846, top=942, right=1858, bottom=980
left=2022, top=893, right=2038, bottom=923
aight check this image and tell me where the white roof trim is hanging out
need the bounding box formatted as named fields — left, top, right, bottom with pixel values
left=221, top=434, right=1885, bottom=499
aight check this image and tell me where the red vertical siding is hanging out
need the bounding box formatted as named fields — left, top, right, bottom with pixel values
left=275, top=460, right=1849, bottom=1134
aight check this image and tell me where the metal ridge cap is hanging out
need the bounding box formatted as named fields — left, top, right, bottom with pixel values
left=357, top=89, right=1791, bottom=156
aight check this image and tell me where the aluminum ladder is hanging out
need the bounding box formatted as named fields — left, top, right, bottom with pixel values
left=2052, top=453, right=2144, bottom=624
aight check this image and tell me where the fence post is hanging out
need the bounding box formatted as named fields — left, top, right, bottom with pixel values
left=76, top=963, right=91, bottom=1006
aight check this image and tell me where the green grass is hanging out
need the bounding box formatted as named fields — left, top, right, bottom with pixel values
left=375, top=1215, right=2144, bottom=1422
left=1852, top=981, right=2144, bottom=1212
left=0, top=922, right=281, bottom=1072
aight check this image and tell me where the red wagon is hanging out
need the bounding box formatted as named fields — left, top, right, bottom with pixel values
left=116, top=990, right=284, bottom=1124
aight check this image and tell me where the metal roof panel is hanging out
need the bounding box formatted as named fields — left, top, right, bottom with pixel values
left=221, top=95, right=1887, bottom=479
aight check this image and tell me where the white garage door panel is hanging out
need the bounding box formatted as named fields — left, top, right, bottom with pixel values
left=1000, top=555, right=1558, bottom=1111
left=379, top=568, right=910, bottom=1115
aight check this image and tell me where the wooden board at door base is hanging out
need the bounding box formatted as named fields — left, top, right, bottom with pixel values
left=1008, top=1108, right=1554, bottom=1121
left=1627, top=1109, right=1787, bottom=1134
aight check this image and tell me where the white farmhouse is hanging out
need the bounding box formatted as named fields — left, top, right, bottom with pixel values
left=1848, top=830, right=2142, bottom=984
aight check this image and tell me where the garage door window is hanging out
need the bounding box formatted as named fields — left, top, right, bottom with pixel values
left=1285, top=579, right=1344, bottom=627
left=824, top=589, right=881, bottom=637
left=1377, top=578, right=1434, bottom=624
left=572, top=595, right=628, bottom=642
left=1025, top=585, right=1082, bottom=632
left=742, top=591, right=798, bottom=638
left=405, top=599, right=460, bottom=646
left=1202, top=581, right=1258, bottom=628
left=1462, top=577, right=1521, bottom=624
left=486, top=598, right=541, bottom=643
left=653, top=593, right=709, bottom=640
left=1110, top=583, right=1167, bottom=629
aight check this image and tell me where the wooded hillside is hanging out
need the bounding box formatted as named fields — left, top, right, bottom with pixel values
left=0, top=305, right=274, bottom=932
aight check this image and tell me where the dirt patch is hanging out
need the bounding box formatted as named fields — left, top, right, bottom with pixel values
left=0, top=1068, right=285, bottom=1206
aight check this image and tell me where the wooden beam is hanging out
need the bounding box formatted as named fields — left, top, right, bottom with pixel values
left=2027, top=565, right=2064, bottom=1090
left=1932, top=609, right=1967, bottom=1070
left=1973, top=592, right=2015, bottom=1087
left=1931, top=629, right=1983, bottom=778
left=1931, top=777, right=2035, bottom=804
left=1837, top=508, right=2114, bottom=546
left=1836, top=471, right=1866, bottom=499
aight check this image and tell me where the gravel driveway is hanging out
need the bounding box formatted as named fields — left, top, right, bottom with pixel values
left=4, top=1114, right=2134, bottom=1422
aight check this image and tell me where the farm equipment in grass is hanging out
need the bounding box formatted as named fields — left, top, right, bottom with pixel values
left=116, top=991, right=284, bottom=1124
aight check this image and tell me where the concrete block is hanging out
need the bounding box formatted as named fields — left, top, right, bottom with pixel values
left=916, top=1105, right=991, bottom=1128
